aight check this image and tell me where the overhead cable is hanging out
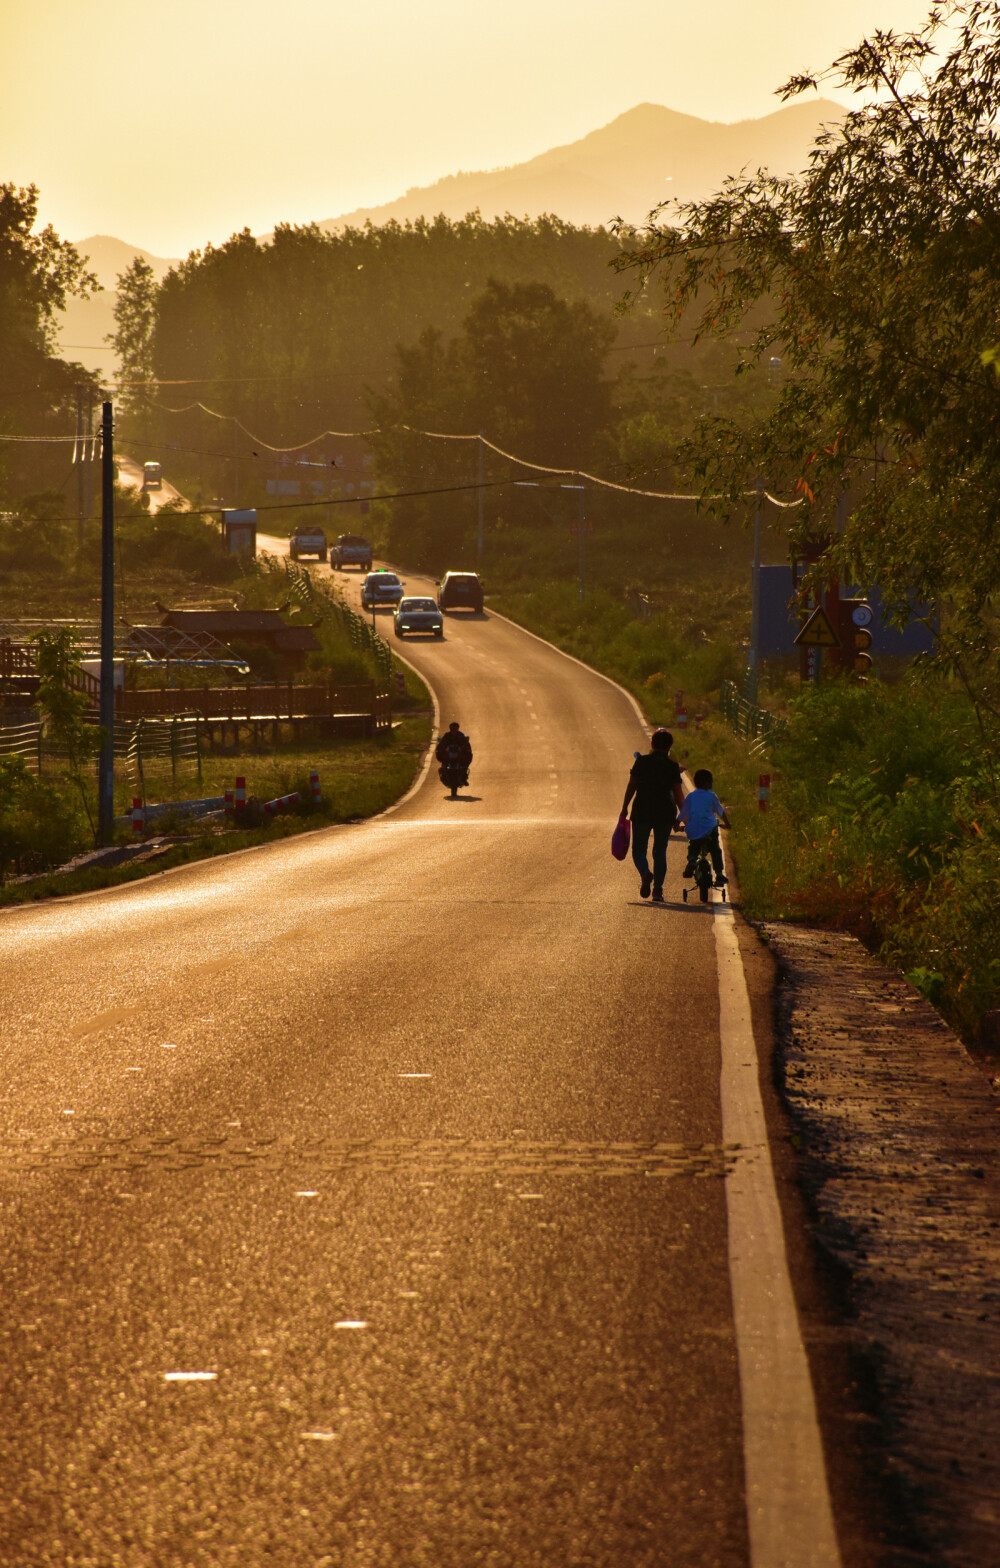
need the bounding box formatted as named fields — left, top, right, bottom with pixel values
left=3, top=406, right=803, bottom=508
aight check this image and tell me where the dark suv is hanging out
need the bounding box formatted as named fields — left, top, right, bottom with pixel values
left=438, top=571, right=484, bottom=612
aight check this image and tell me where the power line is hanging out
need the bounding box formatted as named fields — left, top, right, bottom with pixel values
left=1, top=410, right=803, bottom=509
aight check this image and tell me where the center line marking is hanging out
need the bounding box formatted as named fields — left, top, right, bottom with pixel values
left=713, top=899, right=841, bottom=1568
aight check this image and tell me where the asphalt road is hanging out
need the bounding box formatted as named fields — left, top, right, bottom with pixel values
left=0, top=561, right=832, bottom=1565
left=118, top=454, right=185, bottom=514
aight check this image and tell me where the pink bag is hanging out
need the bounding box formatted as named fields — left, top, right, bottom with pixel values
left=611, top=813, right=631, bottom=861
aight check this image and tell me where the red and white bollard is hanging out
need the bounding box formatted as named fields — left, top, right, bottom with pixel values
left=264, top=791, right=301, bottom=815
left=131, top=797, right=144, bottom=835
left=677, top=706, right=688, bottom=734
left=224, top=788, right=234, bottom=817
left=309, top=769, right=322, bottom=808
left=393, top=672, right=406, bottom=699
left=235, top=776, right=246, bottom=814
left=674, top=690, right=684, bottom=717
left=758, top=774, right=771, bottom=812
left=695, top=711, right=704, bottom=732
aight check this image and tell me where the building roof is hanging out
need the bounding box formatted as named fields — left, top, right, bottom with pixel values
left=155, top=608, right=320, bottom=655
left=127, top=623, right=242, bottom=661
left=159, top=609, right=289, bottom=633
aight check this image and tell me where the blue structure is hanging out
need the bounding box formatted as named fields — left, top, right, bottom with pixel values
left=757, top=566, right=936, bottom=658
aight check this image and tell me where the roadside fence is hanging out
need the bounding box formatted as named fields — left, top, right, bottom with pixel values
left=0, top=718, right=44, bottom=773
left=114, top=715, right=202, bottom=797
left=719, top=680, right=788, bottom=747
left=254, top=554, right=394, bottom=681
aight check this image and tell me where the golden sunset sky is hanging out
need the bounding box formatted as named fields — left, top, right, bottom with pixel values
left=3, top=0, right=934, bottom=255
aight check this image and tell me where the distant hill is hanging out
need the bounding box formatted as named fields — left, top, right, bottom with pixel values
left=54, top=237, right=179, bottom=379
left=317, top=99, right=844, bottom=234
left=57, top=100, right=841, bottom=376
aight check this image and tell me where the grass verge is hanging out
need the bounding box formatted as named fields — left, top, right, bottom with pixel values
left=1, top=716, right=431, bottom=908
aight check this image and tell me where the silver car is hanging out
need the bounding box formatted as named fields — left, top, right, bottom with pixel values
left=361, top=570, right=406, bottom=610
left=393, top=596, right=444, bottom=638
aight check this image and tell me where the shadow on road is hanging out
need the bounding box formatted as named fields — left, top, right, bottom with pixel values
left=625, top=900, right=718, bottom=914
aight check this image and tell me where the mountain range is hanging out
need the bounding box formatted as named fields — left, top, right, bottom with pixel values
left=57, top=98, right=842, bottom=375
left=315, top=98, right=842, bottom=235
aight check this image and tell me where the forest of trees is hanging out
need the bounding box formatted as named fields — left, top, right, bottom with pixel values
left=0, top=183, right=101, bottom=503
left=106, top=212, right=773, bottom=572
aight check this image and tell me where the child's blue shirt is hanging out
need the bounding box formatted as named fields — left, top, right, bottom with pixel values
left=677, top=788, right=724, bottom=840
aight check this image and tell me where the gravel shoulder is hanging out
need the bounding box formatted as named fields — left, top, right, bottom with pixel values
left=763, top=923, right=1000, bottom=1567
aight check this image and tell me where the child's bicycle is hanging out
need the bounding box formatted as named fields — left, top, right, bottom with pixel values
left=682, top=839, right=727, bottom=904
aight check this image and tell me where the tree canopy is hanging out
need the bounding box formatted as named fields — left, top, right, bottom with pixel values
left=0, top=184, right=101, bottom=502
left=614, top=1, right=1000, bottom=715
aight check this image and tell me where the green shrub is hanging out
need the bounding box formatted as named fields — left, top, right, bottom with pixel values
left=708, top=676, right=1000, bottom=1043
left=118, top=503, right=240, bottom=584
left=494, top=579, right=741, bottom=721
left=0, top=758, right=86, bottom=881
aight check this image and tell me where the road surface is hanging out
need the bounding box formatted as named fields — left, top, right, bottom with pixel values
left=118, top=453, right=186, bottom=513
left=0, top=559, right=846, bottom=1564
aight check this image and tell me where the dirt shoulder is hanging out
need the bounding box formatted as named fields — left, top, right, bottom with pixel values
left=763, top=922, right=1000, bottom=1568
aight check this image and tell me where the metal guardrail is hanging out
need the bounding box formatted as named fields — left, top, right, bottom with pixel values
left=719, top=680, right=788, bottom=745
left=274, top=555, right=394, bottom=679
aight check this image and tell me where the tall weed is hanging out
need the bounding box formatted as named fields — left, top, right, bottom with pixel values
left=710, top=678, right=1000, bottom=1043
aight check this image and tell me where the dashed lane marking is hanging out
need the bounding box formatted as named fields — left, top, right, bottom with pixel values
left=0, top=1134, right=741, bottom=1180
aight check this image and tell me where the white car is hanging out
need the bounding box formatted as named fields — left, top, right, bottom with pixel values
left=394, top=596, right=444, bottom=638
left=361, top=570, right=405, bottom=610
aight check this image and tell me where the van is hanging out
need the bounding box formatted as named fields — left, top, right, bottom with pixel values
left=142, top=461, right=162, bottom=490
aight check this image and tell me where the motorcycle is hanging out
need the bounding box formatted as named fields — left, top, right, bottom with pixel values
left=438, top=743, right=471, bottom=798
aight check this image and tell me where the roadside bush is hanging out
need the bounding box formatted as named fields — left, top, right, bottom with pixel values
left=118, top=503, right=240, bottom=584
left=494, top=579, right=741, bottom=720
left=0, top=493, right=72, bottom=573
left=0, top=758, right=85, bottom=882
left=705, top=676, right=1000, bottom=1043
left=34, top=626, right=99, bottom=834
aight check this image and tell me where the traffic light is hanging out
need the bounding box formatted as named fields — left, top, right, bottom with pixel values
left=838, top=599, right=874, bottom=676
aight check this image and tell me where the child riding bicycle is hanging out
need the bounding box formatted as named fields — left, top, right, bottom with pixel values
left=676, top=769, right=730, bottom=889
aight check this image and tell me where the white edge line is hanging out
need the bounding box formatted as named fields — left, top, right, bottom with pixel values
left=713, top=898, right=841, bottom=1568
left=486, top=605, right=650, bottom=731
left=374, top=640, right=440, bottom=821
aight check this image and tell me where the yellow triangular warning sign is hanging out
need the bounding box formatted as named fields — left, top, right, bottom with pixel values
left=794, top=605, right=841, bottom=648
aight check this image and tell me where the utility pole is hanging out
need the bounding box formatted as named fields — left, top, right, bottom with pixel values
left=97, top=400, right=116, bottom=845
left=233, top=416, right=240, bottom=507
left=476, top=434, right=484, bottom=564
left=748, top=476, right=764, bottom=700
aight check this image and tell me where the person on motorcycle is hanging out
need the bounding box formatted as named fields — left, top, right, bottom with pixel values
left=436, top=722, right=472, bottom=769
left=436, top=723, right=473, bottom=794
